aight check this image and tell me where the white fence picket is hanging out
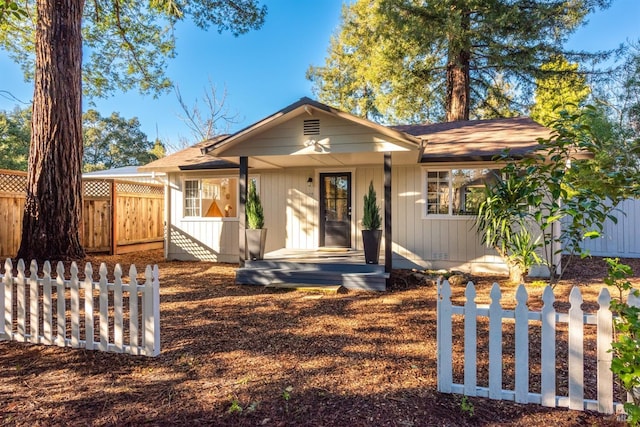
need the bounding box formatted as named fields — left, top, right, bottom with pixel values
left=2, top=259, right=11, bottom=339
left=99, top=263, right=108, bottom=352
left=70, top=262, right=80, bottom=348
left=488, top=283, right=502, bottom=400
left=16, top=259, right=25, bottom=342
left=42, top=262, right=53, bottom=345
left=129, top=265, right=139, bottom=356
left=114, top=264, right=124, bottom=353
left=597, top=288, right=613, bottom=414
left=437, top=279, right=453, bottom=393
left=568, top=286, right=584, bottom=410
left=0, top=258, right=160, bottom=357
left=29, top=260, right=39, bottom=344
left=84, top=263, right=94, bottom=351
left=514, top=285, right=529, bottom=404
left=463, top=282, right=477, bottom=396
left=56, top=262, right=66, bottom=347
left=541, top=286, right=556, bottom=407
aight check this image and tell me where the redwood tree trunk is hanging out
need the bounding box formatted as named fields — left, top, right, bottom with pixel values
left=17, top=0, right=85, bottom=261
left=445, top=4, right=471, bottom=122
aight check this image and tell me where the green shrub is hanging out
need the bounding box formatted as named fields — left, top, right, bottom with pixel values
left=362, top=181, right=381, bottom=230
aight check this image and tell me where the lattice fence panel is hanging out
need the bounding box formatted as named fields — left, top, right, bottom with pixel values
left=0, top=171, right=27, bottom=193
left=116, top=182, right=163, bottom=195
left=83, top=180, right=111, bottom=198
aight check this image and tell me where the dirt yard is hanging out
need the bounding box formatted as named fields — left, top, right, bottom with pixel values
left=1, top=251, right=639, bottom=426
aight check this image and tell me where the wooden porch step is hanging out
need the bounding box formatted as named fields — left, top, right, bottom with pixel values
left=264, top=283, right=344, bottom=293
left=236, top=266, right=388, bottom=291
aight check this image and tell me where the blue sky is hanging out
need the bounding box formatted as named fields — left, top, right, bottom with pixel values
left=1, top=0, right=639, bottom=149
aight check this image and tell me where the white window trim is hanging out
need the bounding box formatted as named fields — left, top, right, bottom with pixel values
left=182, top=175, right=259, bottom=220
left=421, top=167, right=491, bottom=220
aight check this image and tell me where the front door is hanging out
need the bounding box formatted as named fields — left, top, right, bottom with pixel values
left=320, top=172, right=352, bottom=247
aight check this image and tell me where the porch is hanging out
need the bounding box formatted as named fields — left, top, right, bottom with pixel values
left=236, top=248, right=389, bottom=291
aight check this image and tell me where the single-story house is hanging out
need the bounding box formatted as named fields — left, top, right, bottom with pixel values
left=140, top=97, right=553, bottom=278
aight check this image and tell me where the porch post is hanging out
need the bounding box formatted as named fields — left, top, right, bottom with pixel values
left=239, top=156, right=248, bottom=267
left=384, top=152, right=392, bottom=282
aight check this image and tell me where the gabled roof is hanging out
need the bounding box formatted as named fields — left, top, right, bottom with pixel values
left=202, top=97, right=422, bottom=156
left=394, top=117, right=552, bottom=163
left=83, top=165, right=164, bottom=178
left=138, top=136, right=238, bottom=172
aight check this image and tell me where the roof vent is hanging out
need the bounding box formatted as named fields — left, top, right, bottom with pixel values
left=303, top=119, right=320, bottom=136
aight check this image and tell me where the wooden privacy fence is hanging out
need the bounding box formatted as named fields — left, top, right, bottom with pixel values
left=0, top=258, right=160, bottom=356
left=437, top=279, right=640, bottom=416
left=0, top=169, right=164, bottom=257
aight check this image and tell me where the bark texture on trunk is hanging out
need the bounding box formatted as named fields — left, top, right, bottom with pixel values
left=445, top=48, right=470, bottom=122
left=445, top=3, right=471, bottom=122
left=17, top=0, right=85, bottom=261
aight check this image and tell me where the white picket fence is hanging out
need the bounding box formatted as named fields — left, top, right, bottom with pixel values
left=437, top=279, right=640, bottom=415
left=0, top=259, right=160, bottom=357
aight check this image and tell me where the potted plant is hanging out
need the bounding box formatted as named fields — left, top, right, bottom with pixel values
left=361, top=180, right=382, bottom=264
left=245, top=180, right=267, bottom=260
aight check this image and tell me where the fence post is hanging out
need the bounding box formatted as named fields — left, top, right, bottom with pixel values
left=84, top=263, right=94, bottom=350
left=597, top=288, right=613, bottom=414
left=568, top=286, right=584, bottom=410
left=1, top=258, right=12, bottom=340
left=437, top=279, right=453, bottom=393
left=488, top=283, right=502, bottom=399
left=541, top=286, right=556, bottom=407
left=464, top=282, right=477, bottom=396
left=29, top=260, right=39, bottom=344
left=514, top=285, right=529, bottom=403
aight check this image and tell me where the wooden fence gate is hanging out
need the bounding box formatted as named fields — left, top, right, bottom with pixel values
left=0, top=170, right=164, bottom=257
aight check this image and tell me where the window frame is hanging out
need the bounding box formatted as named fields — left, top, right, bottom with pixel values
left=422, top=167, right=496, bottom=219
left=182, top=175, right=260, bottom=220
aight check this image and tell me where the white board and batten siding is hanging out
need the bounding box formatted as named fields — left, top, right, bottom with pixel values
left=167, top=173, right=239, bottom=263
left=575, top=198, right=640, bottom=258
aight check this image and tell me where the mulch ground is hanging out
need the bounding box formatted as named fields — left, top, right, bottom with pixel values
left=1, top=252, right=639, bottom=426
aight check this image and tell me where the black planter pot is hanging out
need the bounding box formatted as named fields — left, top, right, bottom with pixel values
left=362, top=229, right=382, bottom=264
left=246, top=228, right=267, bottom=261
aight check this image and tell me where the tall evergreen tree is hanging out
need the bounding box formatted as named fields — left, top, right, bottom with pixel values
left=309, top=0, right=613, bottom=124
left=0, top=0, right=266, bottom=260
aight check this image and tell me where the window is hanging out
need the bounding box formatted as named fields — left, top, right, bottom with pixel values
left=184, top=177, right=240, bottom=218
left=425, top=168, right=498, bottom=216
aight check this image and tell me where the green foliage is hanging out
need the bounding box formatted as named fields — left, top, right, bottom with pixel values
left=530, top=55, right=591, bottom=127
left=460, top=396, right=475, bottom=418
left=476, top=108, right=626, bottom=285
left=246, top=180, right=264, bottom=230
left=82, top=109, right=158, bottom=172
left=308, top=0, right=612, bottom=123
left=227, top=396, right=243, bottom=414
left=0, top=0, right=266, bottom=98
left=604, top=258, right=640, bottom=425
left=0, top=106, right=30, bottom=171
left=0, top=0, right=27, bottom=23
left=362, top=181, right=381, bottom=230
left=507, top=229, right=543, bottom=277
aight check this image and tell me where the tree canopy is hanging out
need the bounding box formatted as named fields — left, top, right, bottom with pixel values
left=83, top=109, right=159, bottom=172
left=0, top=0, right=267, bottom=97
left=308, top=0, right=613, bottom=124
